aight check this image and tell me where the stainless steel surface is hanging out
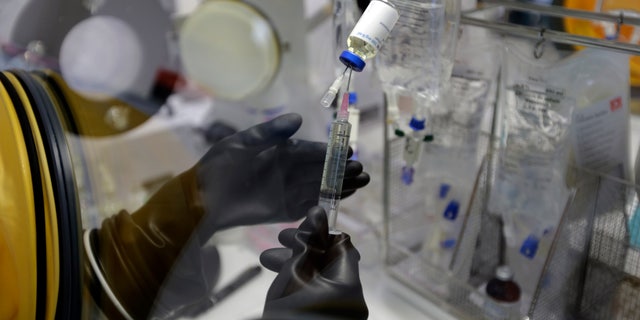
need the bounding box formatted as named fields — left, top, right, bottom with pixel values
left=481, top=0, right=640, bottom=25
left=461, top=1, right=640, bottom=56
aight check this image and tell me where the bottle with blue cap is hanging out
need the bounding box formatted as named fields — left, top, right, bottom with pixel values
left=320, top=0, right=399, bottom=108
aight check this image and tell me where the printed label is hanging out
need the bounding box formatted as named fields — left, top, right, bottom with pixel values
left=571, top=93, right=628, bottom=175
left=350, top=1, right=399, bottom=50
left=500, top=83, right=573, bottom=188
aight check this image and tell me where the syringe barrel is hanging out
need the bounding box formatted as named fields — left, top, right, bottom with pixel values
left=318, top=119, right=352, bottom=229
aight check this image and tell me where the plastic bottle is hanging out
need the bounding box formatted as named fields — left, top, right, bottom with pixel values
left=321, top=0, right=398, bottom=107
left=484, top=265, right=522, bottom=319
left=339, top=0, right=399, bottom=72
left=376, top=0, right=460, bottom=94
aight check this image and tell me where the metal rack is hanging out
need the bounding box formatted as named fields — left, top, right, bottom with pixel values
left=462, top=0, right=640, bottom=56
left=382, top=2, right=640, bottom=319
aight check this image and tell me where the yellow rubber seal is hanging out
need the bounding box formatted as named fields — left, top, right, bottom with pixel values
left=4, top=72, right=60, bottom=320
left=0, top=75, right=37, bottom=320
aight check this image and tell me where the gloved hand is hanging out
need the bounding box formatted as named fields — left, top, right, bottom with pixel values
left=193, top=113, right=370, bottom=238
left=202, top=121, right=237, bottom=144
left=260, top=206, right=369, bottom=320
left=89, top=113, right=370, bottom=319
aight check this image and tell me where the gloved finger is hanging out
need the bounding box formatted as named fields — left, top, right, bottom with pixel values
left=342, top=172, right=370, bottom=192
left=347, top=146, right=354, bottom=159
left=260, top=248, right=293, bottom=272
left=344, top=160, right=363, bottom=178
left=297, top=206, right=330, bottom=248
left=220, top=113, right=302, bottom=154
left=203, top=121, right=237, bottom=144
left=340, top=190, right=356, bottom=199
left=277, top=228, right=298, bottom=247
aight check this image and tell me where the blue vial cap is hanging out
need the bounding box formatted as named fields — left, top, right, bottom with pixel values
left=339, top=50, right=366, bottom=72
left=443, top=200, right=460, bottom=220
left=441, top=238, right=456, bottom=249
left=349, top=92, right=358, bottom=105
left=408, top=117, right=426, bottom=131
left=439, top=183, right=451, bottom=199
left=401, top=166, right=414, bottom=185
left=520, top=234, right=539, bottom=259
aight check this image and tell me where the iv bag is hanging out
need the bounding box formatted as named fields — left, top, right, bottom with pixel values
left=375, top=0, right=460, bottom=97
left=490, top=39, right=575, bottom=226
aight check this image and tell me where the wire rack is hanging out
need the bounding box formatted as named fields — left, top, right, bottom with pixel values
left=528, top=174, right=640, bottom=320
left=384, top=145, right=640, bottom=319
left=381, top=1, right=640, bottom=319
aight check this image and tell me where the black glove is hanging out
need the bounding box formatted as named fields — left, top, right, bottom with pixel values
left=260, top=206, right=369, bottom=320
left=194, top=113, right=370, bottom=238
left=89, top=113, right=369, bottom=319
left=202, top=121, right=237, bottom=144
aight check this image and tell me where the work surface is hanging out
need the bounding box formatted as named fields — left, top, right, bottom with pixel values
left=194, top=242, right=455, bottom=320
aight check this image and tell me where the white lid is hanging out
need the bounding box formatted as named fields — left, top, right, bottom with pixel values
left=495, top=265, right=513, bottom=281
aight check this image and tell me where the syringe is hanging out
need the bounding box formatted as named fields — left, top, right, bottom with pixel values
left=319, top=90, right=352, bottom=234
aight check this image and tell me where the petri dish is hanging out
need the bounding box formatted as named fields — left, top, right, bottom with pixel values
left=179, top=0, right=281, bottom=101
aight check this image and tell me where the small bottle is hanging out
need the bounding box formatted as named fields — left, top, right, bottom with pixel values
left=484, top=265, right=521, bottom=319
left=321, top=0, right=398, bottom=108
left=339, top=0, right=399, bottom=72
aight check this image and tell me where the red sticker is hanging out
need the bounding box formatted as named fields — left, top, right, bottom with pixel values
left=610, top=97, right=623, bottom=112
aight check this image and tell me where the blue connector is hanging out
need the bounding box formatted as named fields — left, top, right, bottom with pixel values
left=348, top=92, right=358, bottom=105
left=408, top=116, right=426, bottom=131
left=441, top=238, right=456, bottom=249
left=520, top=234, right=540, bottom=259
left=401, top=166, right=414, bottom=185
left=443, top=200, right=460, bottom=220
left=439, top=183, right=451, bottom=199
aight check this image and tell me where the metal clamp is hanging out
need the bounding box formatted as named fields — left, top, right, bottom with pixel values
left=534, top=28, right=546, bottom=59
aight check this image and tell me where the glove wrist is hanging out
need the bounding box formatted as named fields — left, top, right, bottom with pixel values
left=90, top=167, right=208, bottom=319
